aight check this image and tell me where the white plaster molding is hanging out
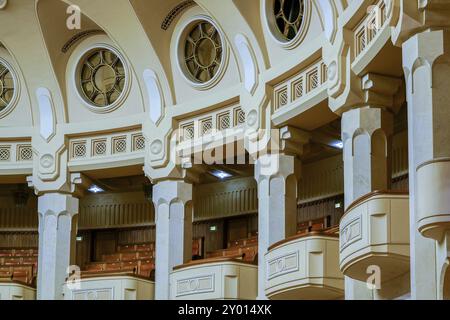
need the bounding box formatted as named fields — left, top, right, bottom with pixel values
left=315, top=0, right=337, bottom=43
left=143, top=69, right=164, bottom=125
left=234, top=34, right=258, bottom=95
left=36, top=87, right=56, bottom=142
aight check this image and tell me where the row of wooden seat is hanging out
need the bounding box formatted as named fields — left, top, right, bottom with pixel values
left=0, top=256, right=38, bottom=268
left=227, top=235, right=258, bottom=249
left=207, top=233, right=258, bottom=264
left=297, top=216, right=331, bottom=235
left=0, top=248, right=38, bottom=285
left=0, top=264, right=35, bottom=285
left=0, top=248, right=38, bottom=258
left=83, top=259, right=155, bottom=278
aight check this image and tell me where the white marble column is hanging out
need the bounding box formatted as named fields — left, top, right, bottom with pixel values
left=341, top=75, right=396, bottom=299
left=255, top=153, right=301, bottom=299
left=152, top=180, right=193, bottom=300
left=37, top=193, right=79, bottom=300
left=402, top=29, right=450, bottom=299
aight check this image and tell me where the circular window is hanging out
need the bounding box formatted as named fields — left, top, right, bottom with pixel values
left=0, top=61, right=14, bottom=112
left=79, top=48, right=126, bottom=108
left=273, top=0, right=305, bottom=42
left=183, top=20, right=223, bottom=83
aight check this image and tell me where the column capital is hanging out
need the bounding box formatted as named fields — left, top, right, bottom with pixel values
left=279, top=126, right=311, bottom=157
left=37, top=193, right=79, bottom=218
left=254, top=153, right=301, bottom=184
left=361, top=73, right=402, bottom=109
left=152, top=179, right=193, bottom=208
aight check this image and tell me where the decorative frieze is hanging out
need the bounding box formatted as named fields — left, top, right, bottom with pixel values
left=354, top=0, right=387, bottom=58
left=176, top=275, right=215, bottom=297
left=178, top=104, right=245, bottom=142
left=267, top=252, right=299, bottom=280
left=273, top=60, right=327, bottom=112
left=340, top=216, right=362, bottom=251
left=69, top=130, right=144, bottom=161
left=0, top=142, right=32, bottom=163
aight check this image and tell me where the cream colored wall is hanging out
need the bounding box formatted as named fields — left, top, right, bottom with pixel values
left=170, top=262, right=257, bottom=300
left=0, top=46, right=32, bottom=128
left=62, top=276, right=154, bottom=300
left=0, top=283, right=36, bottom=300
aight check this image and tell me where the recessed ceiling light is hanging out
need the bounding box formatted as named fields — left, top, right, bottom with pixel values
left=332, top=141, right=344, bottom=149
left=211, top=170, right=232, bottom=180
left=88, top=185, right=104, bottom=193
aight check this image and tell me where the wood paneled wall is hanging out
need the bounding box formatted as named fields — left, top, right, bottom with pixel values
left=79, top=192, right=155, bottom=230
left=297, top=195, right=344, bottom=227
left=194, top=177, right=258, bottom=220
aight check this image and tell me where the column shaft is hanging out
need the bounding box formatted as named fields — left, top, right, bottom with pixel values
left=153, top=180, right=193, bottom=300
left=37, top=193, right=79, bottom=300
left=255, top=153, right=300, bottom=299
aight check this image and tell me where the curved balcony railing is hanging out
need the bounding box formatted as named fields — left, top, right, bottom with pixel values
left=265, top=231, right=344, bottom=300
left=417, top=159, right=450, bottom=241
left=339, top=191, right=410, bottom=283
left=170, top=258, right=257, bottom=300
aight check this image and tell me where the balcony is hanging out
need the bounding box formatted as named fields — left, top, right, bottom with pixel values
left=0, top=282, right=36, bottom=300
left=170, top=258, right=257, bottom=300
left=62, top=274, right=154, bottom=300
left=417, top=159, right=450, bottom=241
left=265, top=232, right=344, bottom=300
left=339, top=191, right=410, bottom=283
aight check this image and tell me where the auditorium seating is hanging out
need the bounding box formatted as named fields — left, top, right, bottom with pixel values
left=297, top=216, right=331, bottom=235
left=206, top=234, right=258, bottom=264
left=82, top=242, right=155, bottom=279
left=0, top=248, right=38, bottom=286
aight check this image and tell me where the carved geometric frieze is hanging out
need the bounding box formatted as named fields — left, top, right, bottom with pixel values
left=340, top=215, right=362, bottom=251
left=176, top=275, right=215, bottom=297
left=267, top=251, right=299, bottom=280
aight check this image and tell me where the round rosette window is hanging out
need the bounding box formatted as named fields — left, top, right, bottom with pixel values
left=78, top=48, right=127, bottom=109
left=0, top=61, right=14, bottom=112
left=182, top=19, right=224, bottom=86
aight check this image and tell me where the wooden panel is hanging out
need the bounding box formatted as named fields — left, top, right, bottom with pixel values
left=79, top=191, right=154, bottom=230
left=117, top=227, right=155, bottom=245
left=226, top=217, right=248, bottom=244
left=194, top=177, right=257, bottom=220
left=297, top=196, right=344, bottom=228
left=0, top=232, right=38, bottom=248
left=93, top=231, right=117, bottom=261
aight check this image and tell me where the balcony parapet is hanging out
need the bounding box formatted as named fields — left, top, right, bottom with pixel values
left=339, top=191, right=410, bottom=283
left=170, top=258, right=257, bottom=300
left=265, top=232, right=343, bottom=300
left=417, top=158, right=450, bottom=242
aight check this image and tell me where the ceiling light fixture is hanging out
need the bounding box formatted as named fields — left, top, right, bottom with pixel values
left=211, top=170, right=232, bottom=180
left=88, top=185, right=104, bottom=193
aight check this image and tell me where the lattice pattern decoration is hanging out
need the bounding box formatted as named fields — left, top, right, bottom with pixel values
left=69, top=130, right=145, bottom=161
left=273, top=59, right=327, bottom=112
left=178, top=104, right=245, bottom=141
left=354, top=0, right=387, bottom=58
left=0, top=143, right=33, bottom=163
